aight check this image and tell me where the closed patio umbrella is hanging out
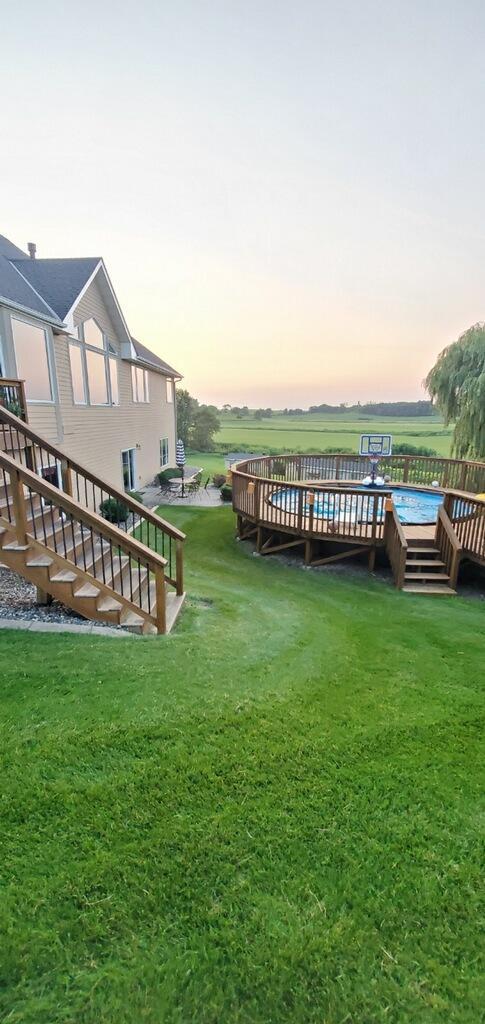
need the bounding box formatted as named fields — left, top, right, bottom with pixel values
left=176, top=439, right=186, bottom=497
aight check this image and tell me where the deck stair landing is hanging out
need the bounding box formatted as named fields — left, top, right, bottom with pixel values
left=402, top=544, right=456, bottom=596
left=0, top=405, right=185, bottom=634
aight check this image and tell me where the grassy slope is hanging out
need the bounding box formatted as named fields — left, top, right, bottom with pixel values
left=1, top=505, right=483, bottom=1023
left=215, top=412, right=453, bottom=456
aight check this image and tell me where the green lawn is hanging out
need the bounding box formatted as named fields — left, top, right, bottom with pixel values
left=187, top=449, right=226, bottom=479
left=1, top=505, right=483, bottom=1023
left=215, top=411, right=453, bottom=456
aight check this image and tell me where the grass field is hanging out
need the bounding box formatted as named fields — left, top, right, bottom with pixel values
left=1, top=505, right=483, bottom=1023
left=215, top=411, right=453, bottom=457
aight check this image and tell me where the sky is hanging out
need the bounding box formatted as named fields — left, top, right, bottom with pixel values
left=2, top=0, right=485, bottom=408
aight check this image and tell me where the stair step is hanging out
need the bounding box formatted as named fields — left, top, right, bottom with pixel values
left=74, top=582, right=100, bottom=598
left=404, top=572, right=450, bottom=582
left=2, top=542, right=29, bottom=551
left=403, top=584, right=456, bottom=595
left=50, top=570, right=77, bottom=583
left=26, top=555, right=54, bottom=568
left=405, top=559, right=445, bottom=568
left=97, top=596, right=123, bottom=612
left=406, top=546, right=440, bottom=555
left=120, top=610, right=146, bottom=632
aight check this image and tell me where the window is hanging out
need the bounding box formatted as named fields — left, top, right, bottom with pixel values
left=83, top=318, right=104, bottom=349
left=86, top=349, right=109, bottom=405
left=166, top=378, right=173, bottom=403
left=121, top=448, right=136, bottom=491
left=108, top=356, right=119, bottom=405
left=131, top=365, right=149, bottom=403
left=70, top=320, right=119, bottom=406
left=69, top=343, right=87, bottom=404
left=11, top=317, right=53, bottom=402
left=160, top=437, right=169, bottom=467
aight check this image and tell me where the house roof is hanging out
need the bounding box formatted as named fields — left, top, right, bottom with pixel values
left=9, top=257, right=100, bottom=320
left=0, top=235, right=63, bottom=324
left=131, top=337, right=181, bottom=378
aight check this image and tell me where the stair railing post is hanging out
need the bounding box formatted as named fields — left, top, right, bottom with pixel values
left=176, top=539, right=184, bottom=596
left=10, top=469, right=28, bottom=545
left=61, top=458, right=73, bottom=496
left=155, top=565, right=167, bottom=634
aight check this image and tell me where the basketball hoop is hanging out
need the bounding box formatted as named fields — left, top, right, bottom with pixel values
left=359, top=434, right=392, bottom=487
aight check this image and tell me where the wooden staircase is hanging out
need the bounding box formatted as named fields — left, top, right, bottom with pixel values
left=384, top=497, right=461, bottom=596
left=402, top=544, right=456, bottom=595
left=0, top=403, right=185, bottom=634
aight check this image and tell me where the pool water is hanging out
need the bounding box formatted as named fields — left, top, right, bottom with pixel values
left=270, top=486, right=444, bottom=526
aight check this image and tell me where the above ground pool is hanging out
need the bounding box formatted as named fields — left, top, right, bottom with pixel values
left=269, top=485, right=445, bottom=525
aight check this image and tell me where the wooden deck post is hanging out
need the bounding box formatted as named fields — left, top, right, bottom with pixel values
left=176, top=539, right=184, bottom=596
left=155, top=567, right=167, bottom=634
left=10, top=469, right=28, bottom=545
left=61, top=459, right=73, bottom=496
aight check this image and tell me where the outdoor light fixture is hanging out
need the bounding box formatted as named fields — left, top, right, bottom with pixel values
left=307, top=491, right=315, bottom=505
left=247, top=481, right=255, bottom=495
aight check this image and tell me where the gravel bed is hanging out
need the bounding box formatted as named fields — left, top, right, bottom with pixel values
left=0, top=567, right=121, bottom=627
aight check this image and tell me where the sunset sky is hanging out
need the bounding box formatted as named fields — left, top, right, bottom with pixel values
left=2, top=1, right=485, bottom=408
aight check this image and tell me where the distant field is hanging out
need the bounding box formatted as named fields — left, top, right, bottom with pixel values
left=215, top=411, right=453, bottom=457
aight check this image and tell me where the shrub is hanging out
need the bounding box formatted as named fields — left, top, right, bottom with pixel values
left=392, top=443, right=438, bottom=457
left=220, top=483, right=232, bottom=502
left=212, top=473, right=227, bottom=488
left=99, top=497, right=130, bottom=524
left=157, top=467, right=181, bottom=486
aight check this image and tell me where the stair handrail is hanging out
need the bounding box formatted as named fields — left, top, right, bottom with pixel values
left=0, top=449, right=168, bottom=571
left=435, top=501, right=462, bottom=590
left=384, top=497, right=407, bottom=589
left=0, top=404, right=185, bottom=541
left=0, top=449, right=169, bottom=631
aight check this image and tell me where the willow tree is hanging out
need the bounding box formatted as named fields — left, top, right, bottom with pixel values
left=425, top=323, right=485, bottom=459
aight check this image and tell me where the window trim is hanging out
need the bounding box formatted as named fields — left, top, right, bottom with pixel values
left=132, top=364, right=149, bottom=404
left=11, top=315, right=55, bottom=405
left=160, top=437, right=169, bottom=468
left=121, top=447, right=137, bottom=491
left=70, top=319, right=120, bottom=407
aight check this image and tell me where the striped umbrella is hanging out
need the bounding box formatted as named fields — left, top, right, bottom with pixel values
left=176, top=439, right=186, bottom=496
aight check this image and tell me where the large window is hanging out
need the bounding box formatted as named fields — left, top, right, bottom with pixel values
left=83, top=318, right=104, bottom=349
left=160, top=437, right=169, bottom=467
left=86, top=349, right=109, bottom=405
left=132, top=365, right=149, bottom=403
left=69, top=319, right=119, bottom=406
left=69, top=343, right=87, bottom=404
left=11, top=317, right=53, bottom=402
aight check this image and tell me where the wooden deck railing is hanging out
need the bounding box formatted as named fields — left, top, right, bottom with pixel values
left=232, top=468, right=390, bottom=544
left=383, top=498, right=407, bottom=588
left=0, top=404, right=184, bottom=594
left=0, top=378, right=27, bottom=422
left=443, top=491, right=485, bottom=567
left=233, top=453, right=485, bottom=495
left=435, top=503, right=462, bottom=589
left=0, top=450, right=169, bottom=632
